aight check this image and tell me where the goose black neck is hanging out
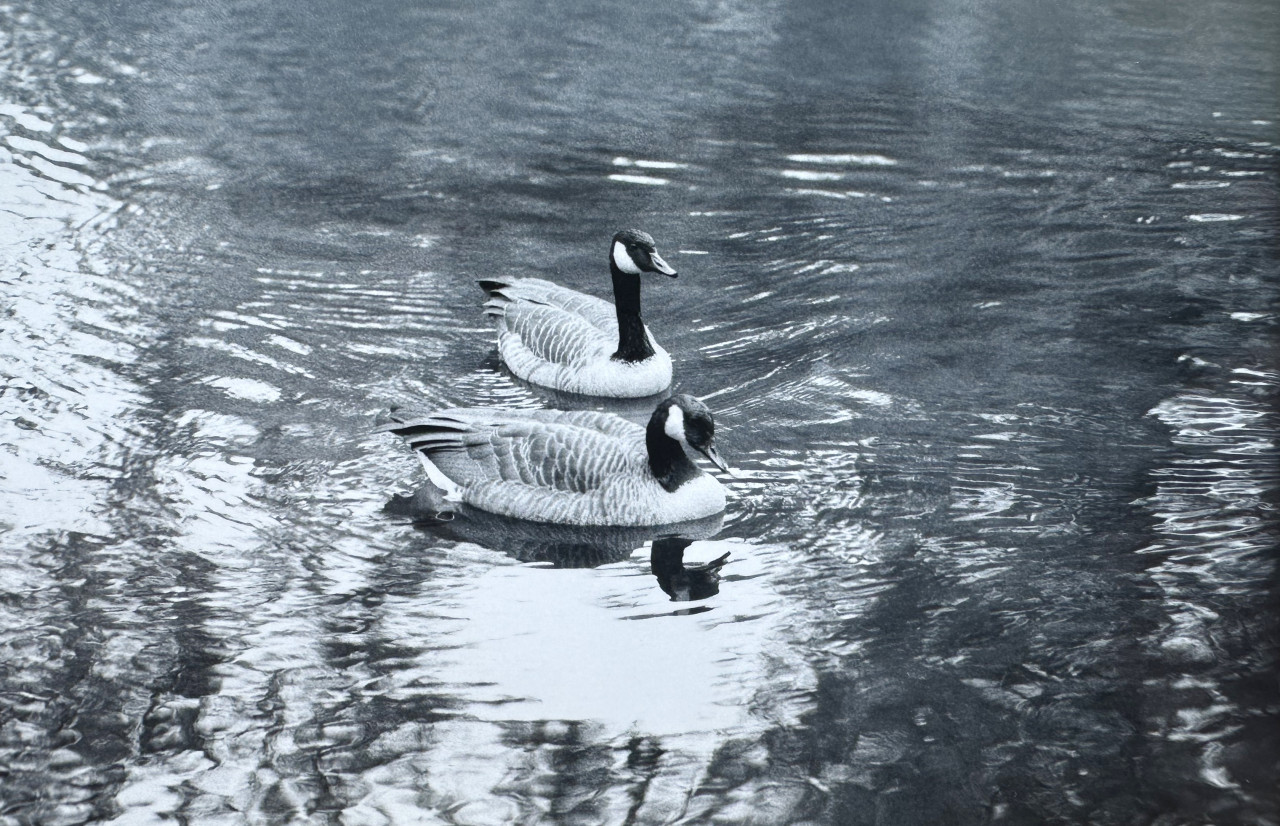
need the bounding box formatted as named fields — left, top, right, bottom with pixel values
left=646, top=416, right=701, bottom=493
left=651, top=537, right=694, bottom=598
left=610, top=266, right=655, bottom=363
left=650, top=537, right=693, bottom=578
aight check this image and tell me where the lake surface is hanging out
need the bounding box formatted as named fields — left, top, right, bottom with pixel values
left=2, top=0, right=1277, bottom=823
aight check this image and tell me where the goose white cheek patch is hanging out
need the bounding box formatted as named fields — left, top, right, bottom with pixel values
left=664, top=404, right=686, bottom=443
left=612, top=241, right=642, bottom=274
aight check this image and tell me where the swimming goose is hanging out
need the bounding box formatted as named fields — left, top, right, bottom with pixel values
left=382, top=394, right=729, bottom=526
left=477, top=229, right=678, bottom=397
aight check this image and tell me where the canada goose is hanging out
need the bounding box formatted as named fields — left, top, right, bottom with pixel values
left=382, top=394, right=729, bottom=526
left=477, top=229, right=678, bottom=397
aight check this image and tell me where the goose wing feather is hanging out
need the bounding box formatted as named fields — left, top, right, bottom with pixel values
left=390, top=407, right=640, bottom=439
left=384, top=409, right=644, bottom=493
left=480, top=278, right=616, bottom=332
left=499, top=302, right=615, bottom=368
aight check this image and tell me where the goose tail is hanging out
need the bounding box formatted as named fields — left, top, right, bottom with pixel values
left=414, top=454, right=463, bottom=501
left=689, top=550, right=732, bottom=573
left=478, top=279, right=513, bottom=318
left=379, top=414, right=466, bottom=501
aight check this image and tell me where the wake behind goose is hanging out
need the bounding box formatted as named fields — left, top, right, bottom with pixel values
left=478, top=229, right=678, bottom=398
left=382, top=394, right=730, bottom=526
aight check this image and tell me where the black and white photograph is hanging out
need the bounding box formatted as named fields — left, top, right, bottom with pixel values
left=1, top=0, right=1277, bottom=823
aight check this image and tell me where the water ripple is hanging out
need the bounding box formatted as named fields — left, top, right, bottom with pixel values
left=3, top=0, right=1279, bottom=823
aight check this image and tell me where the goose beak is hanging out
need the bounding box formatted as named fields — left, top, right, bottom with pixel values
left=648, top=251, right=678, bottom=278
left=698, top=444, right=735, bottom=476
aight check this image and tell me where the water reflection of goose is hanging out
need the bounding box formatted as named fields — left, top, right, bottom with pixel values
left=388, top=535, right=813, bottom=742
left=381, top=394, right=731, bottom=526
left=477, top=229, right=678, bottom=397
left=650, top=536, right=731, bottom=602
left=386, top=488, right=724, bottom=568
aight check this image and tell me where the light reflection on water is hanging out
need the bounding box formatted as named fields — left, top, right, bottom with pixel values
left=2, top=0, right=1278, bottom=823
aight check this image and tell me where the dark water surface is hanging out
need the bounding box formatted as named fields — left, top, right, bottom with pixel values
left=2, top=0, right=1278, bottom=823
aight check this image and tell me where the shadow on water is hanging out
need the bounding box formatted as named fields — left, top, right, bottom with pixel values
left=385, top=483, right=728, bottom=581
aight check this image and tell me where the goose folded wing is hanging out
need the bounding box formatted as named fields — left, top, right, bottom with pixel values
left=385, top=412, right=642, bottom=493
left=500, top=302, right=616, bottom=367
left=484, top=278, right=616, bottom=333
left=391, top=407, right=640, bottom=439
left=448, top=422, right=637, bottom=493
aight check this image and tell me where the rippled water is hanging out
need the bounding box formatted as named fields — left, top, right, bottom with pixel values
left=2, top=0, right=1278, bottom=823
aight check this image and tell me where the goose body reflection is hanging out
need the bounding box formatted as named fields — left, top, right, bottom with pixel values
left=382, top=394, right=730, bottom=526
left=478, top=229, right=678, bottom=397
left=386, top=487, right=725, bottom=568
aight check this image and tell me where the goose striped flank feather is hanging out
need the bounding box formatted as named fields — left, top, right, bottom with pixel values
left=382, top=396, right=729, bottom=527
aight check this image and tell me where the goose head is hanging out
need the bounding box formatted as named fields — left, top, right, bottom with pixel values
left=610, top=229, right=678, bottom=278
left=646, top=394, right=730, bottom=492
